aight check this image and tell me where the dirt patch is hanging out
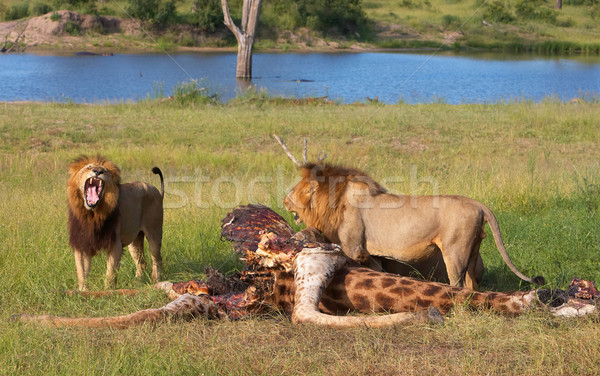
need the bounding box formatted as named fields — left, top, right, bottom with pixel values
left=392, top=137, right=430, bottom=153
left=0, top=10, right=143, bottom=50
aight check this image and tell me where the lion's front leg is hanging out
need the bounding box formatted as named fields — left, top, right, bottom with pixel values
left=106, top=243, right=124, bottom=289
left=337, top=219, right=382, bottom=271
left=73, top=249, right=92, bottom=291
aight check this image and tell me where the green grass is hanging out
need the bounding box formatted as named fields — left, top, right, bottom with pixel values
left=0, top=100, right=599, bottom=375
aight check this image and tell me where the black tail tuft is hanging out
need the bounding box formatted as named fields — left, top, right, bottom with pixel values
left=152, top=167, right=164, bottom=199
left=532, top=275, right=546, bottom=286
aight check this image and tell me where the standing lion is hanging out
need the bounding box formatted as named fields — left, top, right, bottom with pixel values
left=67, top=155, right=164, bottom=291
left=284, top=163, right=544, bottom=290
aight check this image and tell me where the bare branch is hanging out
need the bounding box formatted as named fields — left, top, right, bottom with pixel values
left=318, top=151, right=328, bottom=162
left=220, top=0, right=243, bottom=42
left=273, top=134, right=301, bottom=167
left=303, top=138, right=308, bottom=164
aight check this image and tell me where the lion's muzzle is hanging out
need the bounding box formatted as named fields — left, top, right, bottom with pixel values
left=84, top=177, right=104, bottom=208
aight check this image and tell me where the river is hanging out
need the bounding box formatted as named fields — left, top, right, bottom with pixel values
left=0, top=51, right=599, bottom=104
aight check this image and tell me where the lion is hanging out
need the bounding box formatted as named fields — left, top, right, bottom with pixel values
left=67, top=155, right=165, bottom=291
left=283, top=163, right=544, bottom=290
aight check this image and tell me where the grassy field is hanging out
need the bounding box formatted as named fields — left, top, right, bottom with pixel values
left=0, top=100, right=599, bottom=375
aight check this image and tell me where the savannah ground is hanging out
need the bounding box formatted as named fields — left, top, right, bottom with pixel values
left=0, top=99, right=599, bottom=375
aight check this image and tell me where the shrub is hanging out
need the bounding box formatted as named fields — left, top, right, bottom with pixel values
left=127, top=0, right=179, bottom=26
left=515, top=0, right=557, bottom=23
left=64, top=20, right=81, bottom=35
left=32, top=2, right=53, bottom=15
left=298, top=0, right=371, bottom=35
left=591, top=3, right=600, bottom=19
left=172, top=79, right=219, bottom=104
left=564, top=0, right=598, bottom=5
left=50, top=11, right=60, bottom=21
left=556, top=17, right=576, bottom=27
left=483, top=0, right=514, bottom=23
left=442, top=14, right=462, bottom=29
left=6, top=2, right=30, bottom=20
left=188, top=0, right=222, bottom=32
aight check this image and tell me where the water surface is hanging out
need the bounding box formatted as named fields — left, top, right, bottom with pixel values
left=0, top=51, right=599, bottom=103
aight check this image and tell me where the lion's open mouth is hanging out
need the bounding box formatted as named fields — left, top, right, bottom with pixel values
left=84, top=177, right=104, bottom=208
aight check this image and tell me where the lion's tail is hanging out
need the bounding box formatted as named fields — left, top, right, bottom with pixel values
left=152, top=167, right=164, bottom=199
left=482, top=205, right=545, bottom=286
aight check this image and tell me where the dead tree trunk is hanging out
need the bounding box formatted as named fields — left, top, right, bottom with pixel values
left=556, top=0, right=562, bottom=9
left=221, top=0, right=263, bottom=80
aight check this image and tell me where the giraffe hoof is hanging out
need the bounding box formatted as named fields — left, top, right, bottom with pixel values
left=427, top=307, right=444, bottom=324
left=10, top=313, right=25, bottom=322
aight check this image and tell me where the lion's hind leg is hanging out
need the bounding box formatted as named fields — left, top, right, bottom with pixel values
left=145, top=230, right=163, bottom=283
left=128, top=232, right=147, bottom=279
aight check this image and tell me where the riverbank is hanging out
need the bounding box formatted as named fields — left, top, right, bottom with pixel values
left=2, top=3, right=600, bottom=55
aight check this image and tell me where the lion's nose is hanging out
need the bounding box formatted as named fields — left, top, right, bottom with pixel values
left=92, top=168, right=103, bottom=176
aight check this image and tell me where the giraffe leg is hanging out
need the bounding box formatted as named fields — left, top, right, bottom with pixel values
left=291, top=248, right=441, bottom=328
left=15, top=294, right=222, bottom=329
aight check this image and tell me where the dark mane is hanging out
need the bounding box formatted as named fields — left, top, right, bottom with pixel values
left=68, top=206, right=120, bottom=256
left=301, top=163, right=387, bottom=196
left=294, top=163, right=386, bottom=242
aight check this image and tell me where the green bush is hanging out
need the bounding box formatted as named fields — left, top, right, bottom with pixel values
left=564, top=0, right=598, bottom=5
left=32, top=2, right=52, bottom=15
left=127, top=0, right=179, bottom=26
left=592, top=3, right=600, bottom=19
left=483, top=0, right=515, bottom=23
left=64, top=20, right=81, bottom=35
left=442, top=14, right=462, bottom=29
left=257, top=0, right=371, bottom=38
left=6, top=2, right=30, bottom=20
left=50, top=11, right=60, bottom=21
left=515, top=0, right=557, bottom=23
left=188, top=0, right=223, bottom=32
left=556, top=17, right=576, bottom=27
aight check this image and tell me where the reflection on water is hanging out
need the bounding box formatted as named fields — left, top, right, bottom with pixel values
left=0, top=51, right=598, bottom=104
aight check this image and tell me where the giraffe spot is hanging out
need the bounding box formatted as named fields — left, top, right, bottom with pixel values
left=278, top=284, right=288, bottom=296
left=320, top=297, right=348, bottom=313
left=422, top=285, right=442, bottom=296
left=355, top=278, right=374, bottom=289
left=381, top=278, right=396, bottom=289
left=511, top=302, right=522, bottom=312
left=400, top=279, right=415, bottom=286
left=366, top=272, right=380, bottom=277
left=390, top=286, right=412, bottom=296
left=331, top=269, right=351, bottom=284
left=413, top=298, right=434, bottom=308
left=352, top=294, right=371, bottom=311
left=375, top=293, right=395, bottom=310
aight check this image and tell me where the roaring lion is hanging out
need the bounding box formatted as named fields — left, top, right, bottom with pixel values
left=283, top=163, right=544, bottom=290
left=67, top=155, right=165, bottom=291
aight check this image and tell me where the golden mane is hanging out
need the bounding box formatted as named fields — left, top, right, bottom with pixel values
left=67, top=155, right=121, bottom=227
left=295, top=163, right=386, bottom=241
